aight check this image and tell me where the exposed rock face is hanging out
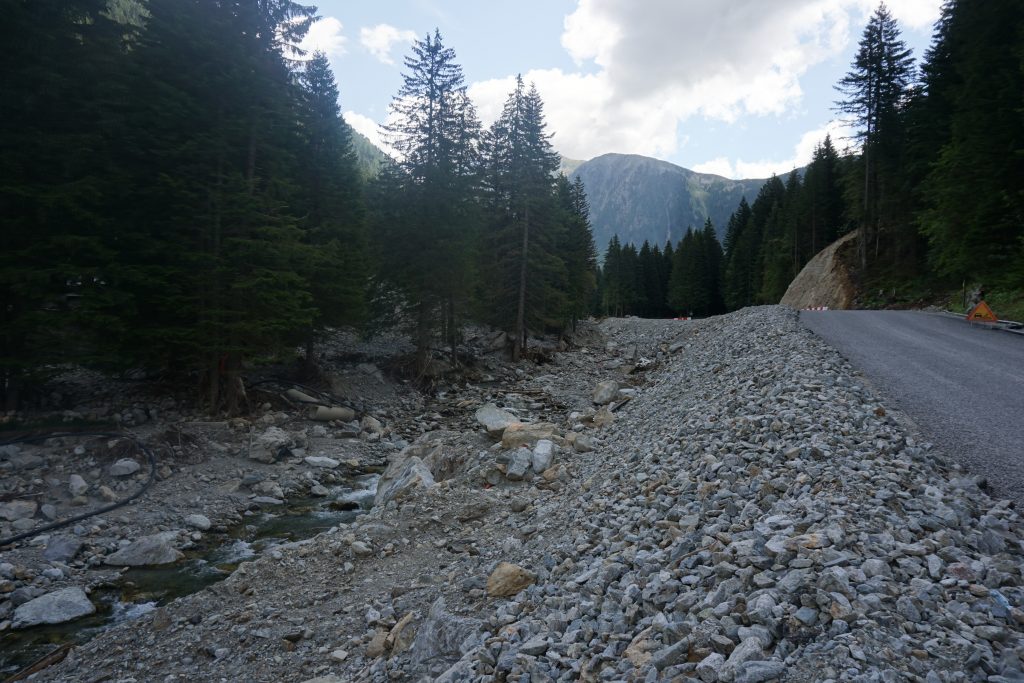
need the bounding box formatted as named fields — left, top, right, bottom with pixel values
left=12, top=587, right=95, bottom=628
left=573, top=152, right=766, bottom=254
left=781, top=230, right=858, bottom=310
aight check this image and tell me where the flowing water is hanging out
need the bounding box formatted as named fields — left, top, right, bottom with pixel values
left=0, top=474, right=379, bottom=676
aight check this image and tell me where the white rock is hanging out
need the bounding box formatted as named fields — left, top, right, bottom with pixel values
left=109, top=458, right=141, bottom=477
left=184, top=514, right=211, bottom=531
left=12, top=588, right=95, bottom=628
left=304, top=456, right=340, bottom=469
left=68, top=474, right=89, bottom=497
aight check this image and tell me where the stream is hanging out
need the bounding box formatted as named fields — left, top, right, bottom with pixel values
left=0, top=474, right=379, bottom=677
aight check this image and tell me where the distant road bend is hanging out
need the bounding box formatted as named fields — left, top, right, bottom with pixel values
left=801, top=310, right=1024, bottom=508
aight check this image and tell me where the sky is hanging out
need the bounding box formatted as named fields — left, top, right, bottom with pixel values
left=304, top=0, right=943, bottom=180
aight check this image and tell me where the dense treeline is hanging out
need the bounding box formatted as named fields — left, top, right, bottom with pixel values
left=599, top=0, right=1024, bottom=319
left=0, top=1, right=596, bottom=410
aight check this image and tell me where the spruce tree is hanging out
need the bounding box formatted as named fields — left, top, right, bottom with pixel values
left=115, top=0, right=318, bottom=412
left=835, top=2, right=915, bottom=270
left=294, top=52, right=367, bottom=367
left=481, top=78, right=563, bottom=359
left=917, top=1, right=1024, bottom=283
left=379, top=30, right=481, bottom=373
left=0, top=0, right=128, bottom=408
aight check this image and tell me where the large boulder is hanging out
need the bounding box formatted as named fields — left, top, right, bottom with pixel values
left=474, top=403, right=517, bottom=436
left=781, top=230, right=858, bottom=310
left=250, top=426, right=293, bottom=463
left=12, top=587, right=95, bottom=628
left=375, top=456, right=436, bottom=507
left=104, top=532, right=183, bottom=566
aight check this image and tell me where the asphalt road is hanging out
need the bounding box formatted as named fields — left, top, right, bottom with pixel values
left=800, top=310, right=1024, bottom=507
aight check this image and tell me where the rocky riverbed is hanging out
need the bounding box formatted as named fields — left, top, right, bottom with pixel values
left=4, top=306, right=1023, bottom=682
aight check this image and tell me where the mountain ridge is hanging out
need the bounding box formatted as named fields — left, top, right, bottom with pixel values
left=568, top=153, right=770, bottom=253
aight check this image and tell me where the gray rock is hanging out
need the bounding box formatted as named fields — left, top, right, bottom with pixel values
left=573, top=435, right=595, bottom=453
left=651, top=638, right=690, bottom=671
left=506, top=448, right=532, bottom=480
left=12, top=588, right=95, bottom=628
left=104, top=532, right=183, bottom=566
left=519, top=635, right=549, bottom=656
left=251, top=427, right=293, bottom=463
left=592, top=380, right=620, bottom=405
left=532, top=439, right=555, bottom=473
left=304, top=456, right=340, bottom=469
left=374, top=454, right=435, bottom=507
left=721, top=638, right=763, bottom=682
left=734, top=660, right=786, bottom=683
left=0, top=500, right=37, bottom=521
left=184, top=514, right=211, bottom=531
left=68, top=474, right=89, bottom=496
left=697, top=652, right=726, bottom=681
left=408, top=597, right=482, bottom=667
left=43, top=536, right=83, bottom=563
left=475, top=404, right=517, bottom=436
left=109, top=458, right=141, bottom=477
left=793, top=606, right=818, bottom=625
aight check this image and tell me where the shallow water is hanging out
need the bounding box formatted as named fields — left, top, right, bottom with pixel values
left=0, top=474, right=378, bottom=676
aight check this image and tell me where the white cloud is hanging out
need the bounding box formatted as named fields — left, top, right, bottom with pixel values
left=360, top=24, right=417, bottom=65
left=298, top=17, right=347, bottom=58
left=468, top=0, right=941, bottom=165
left=694, top=120, right=857, bottom=179
left=852, top=0, right=943, bottom=30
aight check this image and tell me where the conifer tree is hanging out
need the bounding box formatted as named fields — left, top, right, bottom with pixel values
left=294, top=52, right=367, bottom=367
left=835, top=2, right=915, bottom=270
left=0, top=0, right=127, bottom=408
left=917, top=0, right=1024, bottom=282
left=379, top=30, right=481, bottom=373
left=115, top=0, right=318, bottom=411
left=482, top=78, right=563, bottom=359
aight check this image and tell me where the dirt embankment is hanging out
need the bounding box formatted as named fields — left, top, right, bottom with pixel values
left=781, top=231, right=858, bottom=309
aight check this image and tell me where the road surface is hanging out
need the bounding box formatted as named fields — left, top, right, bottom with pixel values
left=801, top=310, right=1024, bottom=508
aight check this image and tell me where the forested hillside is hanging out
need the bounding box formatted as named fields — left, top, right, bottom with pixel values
left=596, top=1, right=1023, bottom=320
left=572, top=153, right=765, bottom=253
left=0, top=1, right=596, bottom=411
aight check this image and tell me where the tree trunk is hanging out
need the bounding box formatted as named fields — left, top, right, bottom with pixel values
left=415, top=300, right=432, bottom=379
left=860, top=139, right=870, bottom=272
left=447, top=297, right=457, bottom=367
left=513, top=206, right=529, bottom=362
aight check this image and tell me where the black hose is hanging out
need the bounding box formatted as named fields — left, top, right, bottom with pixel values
left=0, top=431, right=157, bottom=548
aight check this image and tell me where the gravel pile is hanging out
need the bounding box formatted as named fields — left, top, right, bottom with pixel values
left=30, top=306, right=1024, bottom=682
left=417, top=306, right=1024, bottom=681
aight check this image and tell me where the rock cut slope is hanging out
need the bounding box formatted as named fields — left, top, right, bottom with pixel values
left=40, top=307, right=1024, bottom=683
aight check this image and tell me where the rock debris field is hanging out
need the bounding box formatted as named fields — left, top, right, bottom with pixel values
left=10, top=306, right=1024, bottom=682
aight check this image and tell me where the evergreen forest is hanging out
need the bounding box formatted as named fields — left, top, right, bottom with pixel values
left=596, top=1, right=1024, bottom=320
left=2, top=0, right=1021, bottom=412
left=1, top=1, right=596, bottom=411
